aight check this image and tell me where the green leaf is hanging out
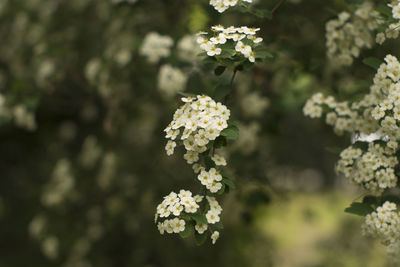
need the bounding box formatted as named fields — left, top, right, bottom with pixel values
left=213, top=221, right=224, bottom=229
left=213, top=136, right=227, bottom=148
left=190, top=213, right=208, bottom=225
left=197, top=52, right=207, bottom=57
left=228, top=119, right=240, bottom=127
left=254, top=47, right=274, bottom=59
left=177, top=92, right=197, bottom=97
left=344, top=202, right=374, bottom=216
left=254, top=9, right=273, bottom=19
left=255, top=50, right=274, bottom=59
left=213, top=83, right=232, bottom=102
left=222, top=172, right=235, bottom=181
left=235, top=2, right=250, bottom=13
left=241, top=38, right=253, bottom=46
left=217, top=183, right=226, bottom=195
left=381, top=195, right=400, bottom=205
left=220, top=125, right=239, bottom=140
left=362, top=195, right=378, bottom=205
left=325, top=146, right=343, bottom=154
left=217, top=57, right=236, bottom=67
left=202, top=57, right=217, bottom=66
left=222, top=178, right=236, bottom=189
left=204, top=155, right=215, bottom=169
left=179, top=221, right=194, bottom=238
left=214, top=66, right=226, bottom=76
left=362, top=57, right=383, bottom=70
left=376, top=4, right=392, bottom=17
left=220, top=49, right=237, bottom=58
left=187, top=72, right=205, bottom=94
left=195, top=232, right=207, bottom=245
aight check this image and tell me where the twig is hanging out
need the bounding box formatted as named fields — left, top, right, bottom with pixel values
left=230, top=69, right=238, bottom=87
left=271, top=0, right=285, bottom=14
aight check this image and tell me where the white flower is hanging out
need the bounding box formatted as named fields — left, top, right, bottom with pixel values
left=210, top=33, right=227, bottom=44
left=195, top=222, right=208, bottom=234
left=183, top=151, right=199, bottom=164
left=212, top=154, right=227, bottom=166
left=206, top=46, right=222, bottom=56
left=209, top=181, right=223, bottom=193
left=206, top=210, right=220, bottom=224
left=165, top=141, right=176, bottom=156
left=210, top=0, right=252, bottom=13
left=211, top=231, right=220, bottom=244
left=235, top=41, right=251, bottom=55
left=376, top=32, right=386, bottom=45
left=393, top=5, right=400, bottom=19
left=173, top=218, right=186, bottom=233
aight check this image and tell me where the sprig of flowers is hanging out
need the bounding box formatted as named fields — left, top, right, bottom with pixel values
left=164, top=95, right=230, bottom=160
left=155, top=190, right=222, bottom=244
left=156, top=0, right=276, bottom=245
left=197, top=25, right=264, bottom=63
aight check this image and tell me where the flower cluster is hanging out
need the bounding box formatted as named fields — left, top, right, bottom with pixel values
left=209, top=0, right=252, bottom=13
left=159, top=95, right=232, bottom=243
left=304, top=55, right=400, bottom=137
left=156, top=190, right=201, bottom=220
left=305, top=55, right=400, bottom=195
left=139, top=32, right=173, bottom=63
left=336, top=142, right=398, bottom=195
left=205, top=196, right=222, bottom=224
left=156, top=190, right=201, bottom=234
left=157, top=64, right=188, bottom=98
left=362, top=202, right=400, bottom=261
left=155, top=191, right=223, bottom=243
left=325, top=2, right=380, bottom=66
left=376, top=1, right=400, bottom=44
left=164, top=95, right=230, bottom=162
left=197, top=25, right=263, bottom=62
left=198, top=168, right=223, bottom=193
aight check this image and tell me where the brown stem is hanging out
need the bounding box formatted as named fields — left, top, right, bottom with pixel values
left=271, top=0, right=285, bottom=14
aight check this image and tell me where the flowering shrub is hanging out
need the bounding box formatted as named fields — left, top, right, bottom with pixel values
left=306, top=0, right=400, bottom=262
left=2, top=0, right=400, bottom=265
left=197, top=26, right=264, bottom=62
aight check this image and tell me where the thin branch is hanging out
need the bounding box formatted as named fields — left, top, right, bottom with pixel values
left=271, top=0, right=285, bottom=14
left=230, top=69, right=238, bottom=87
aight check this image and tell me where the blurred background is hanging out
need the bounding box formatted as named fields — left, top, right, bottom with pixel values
left=0, top=0, right=398, bottom=266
